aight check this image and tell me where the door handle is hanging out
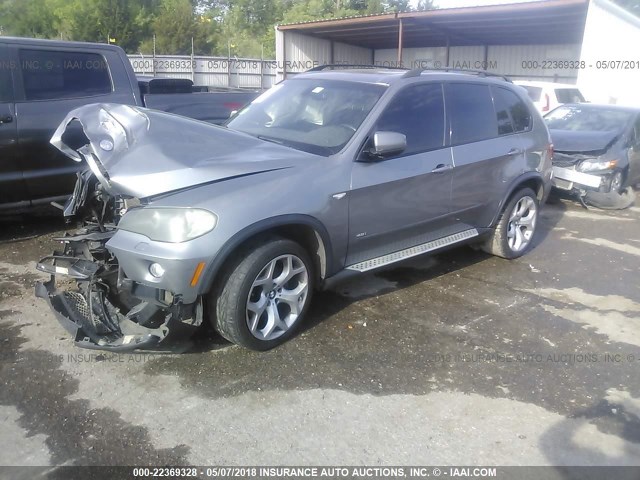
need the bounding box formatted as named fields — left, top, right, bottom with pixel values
left=507, top=148, right=524, bottom=156
left=431, top=164, right=453, bottom=173
left=0, top=115, right=13, bottom=124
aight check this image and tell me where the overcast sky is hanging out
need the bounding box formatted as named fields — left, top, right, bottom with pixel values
left=411, top=0, right=540, bottom=8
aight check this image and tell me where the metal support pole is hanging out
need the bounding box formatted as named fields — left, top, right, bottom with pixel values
left=397, top=19, right=404, bottom=67
left=282, top=31, right=287, bottom=80
left=227, top=41, right=232, bottom=87
left=445, top=36, right=450, bottom=68
left=152, top=34, right=156, bottom=76
left=260, top=44, right=265, bottom=89
left=191, top=37, right=195, bottom=82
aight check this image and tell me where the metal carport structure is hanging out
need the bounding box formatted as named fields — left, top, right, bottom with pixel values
left=275, top=0, right=640, bottom=106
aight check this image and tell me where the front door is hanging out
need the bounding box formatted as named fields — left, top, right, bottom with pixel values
left=347, top=82, right=455, bottom=267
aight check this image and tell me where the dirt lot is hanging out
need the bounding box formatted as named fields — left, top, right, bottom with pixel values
left=1, top=196, right=640, bottom=471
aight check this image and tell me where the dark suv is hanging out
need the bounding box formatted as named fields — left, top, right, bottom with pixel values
left=37, top=67, right=554, bottom=352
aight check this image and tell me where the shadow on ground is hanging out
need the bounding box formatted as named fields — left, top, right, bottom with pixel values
left=0, top=319, right=190, bottom=474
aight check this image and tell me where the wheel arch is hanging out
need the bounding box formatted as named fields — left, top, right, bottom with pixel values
left=199, top=214, right=333, bottom=295
left=490, top=173, right=544, bottom=227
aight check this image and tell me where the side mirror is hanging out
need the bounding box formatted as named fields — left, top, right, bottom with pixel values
left=368, top=131, right=407, bottom=159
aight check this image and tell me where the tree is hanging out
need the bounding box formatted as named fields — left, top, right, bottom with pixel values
left=416, top=0, right=435, bottom=11
left=141, top=0, right=214, bottom=54
left=0, top=0, right=437, bottom=56
left=0, top=0, right=61, bottom=38
left=0, top=0, right=162, bottom=51
left=68, top=0, right=158, bottom=51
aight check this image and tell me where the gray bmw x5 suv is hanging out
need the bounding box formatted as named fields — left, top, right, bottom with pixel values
left=36, top=67, right=553, bottom=352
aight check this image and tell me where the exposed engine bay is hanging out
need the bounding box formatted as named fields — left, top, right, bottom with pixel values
left=35, top=170, right=203, bottom=351
left=35, top=106, right=205, bottom=351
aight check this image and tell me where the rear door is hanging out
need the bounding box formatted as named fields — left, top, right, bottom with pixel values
left=347, top=82, right=455, bottom=266
left=0, top=44, right=26, bottom=207
left=13, top=46, right=136, bottom=203
left=447, top=82, right=531, bottom=230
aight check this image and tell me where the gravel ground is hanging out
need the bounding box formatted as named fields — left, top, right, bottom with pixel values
left=1, top=196, right=640, bottom=475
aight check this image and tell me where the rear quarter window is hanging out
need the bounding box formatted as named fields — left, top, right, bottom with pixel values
left=446, top=83, right=498, bottom=145
left=19, top=49, right=112, bottom=101
left=492, top=86, right=532, bottom=134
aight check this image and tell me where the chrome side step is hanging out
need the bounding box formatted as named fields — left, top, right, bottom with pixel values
left=346, top=228, right=479, bottom=272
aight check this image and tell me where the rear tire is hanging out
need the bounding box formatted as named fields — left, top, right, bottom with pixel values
left=481, top=188, right=539, bottom=259
left=209, top=237, right=314, bottom=351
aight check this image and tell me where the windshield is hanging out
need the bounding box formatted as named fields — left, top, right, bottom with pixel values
left=544, top=105, right=633, bottom=132
left=226, top=79, right=386, bottom=156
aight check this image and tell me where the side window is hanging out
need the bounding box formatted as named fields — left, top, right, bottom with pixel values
left=492, top=86, right=533, bottom=135
left=375, top=83, right=445, bottom=155
left=493, top=89, right=514, bottom=135
left=447, top=83, right=497, bottom=145
left=19, top=49, right=112, bottom=101
left=0, top=46, right=13, bottom=103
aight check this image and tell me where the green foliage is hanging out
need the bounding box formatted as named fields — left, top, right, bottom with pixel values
left=0, top=0, right=436, bottom=56
left=142, top=0, right=214, bottom=54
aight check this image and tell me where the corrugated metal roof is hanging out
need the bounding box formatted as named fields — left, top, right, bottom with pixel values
left=277, top=0, right=590, bottom=48
left=278, top=11, right=399, bottom=28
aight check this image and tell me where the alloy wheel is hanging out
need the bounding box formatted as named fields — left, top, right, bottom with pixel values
left=507, top=195, right=537, bottom=253
left=246, top=254, right=309, bottom=341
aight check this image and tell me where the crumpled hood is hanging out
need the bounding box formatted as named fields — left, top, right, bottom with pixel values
left=549, top=129, right=620, bottom=154
left=51, top=103, right=313, bottom=198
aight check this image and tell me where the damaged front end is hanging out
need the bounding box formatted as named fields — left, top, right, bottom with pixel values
left=552, top=152, right=635, bottom=210
left=36, top=105, right=203, bottom=351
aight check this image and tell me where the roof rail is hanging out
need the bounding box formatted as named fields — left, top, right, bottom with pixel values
left=402, top=68, right=512, bottom=82
left=307, top=64, right=408, bottom=72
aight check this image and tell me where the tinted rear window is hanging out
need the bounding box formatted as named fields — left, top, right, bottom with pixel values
left=555, top=88, right=585, bottom=104
left=19, top=49, right=112, bottom=101
left=447, top=83, right=497, bottom=145
left=492, top=86, right=532, bottom=135
left=376, top=83, right=445, bottom=155
left=521, top=85, right=542, bottom=102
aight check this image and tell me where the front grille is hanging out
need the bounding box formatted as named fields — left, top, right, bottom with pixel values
left=64, top=291, right=91, bottom=320
left=553, top=153, right=581, bottom=168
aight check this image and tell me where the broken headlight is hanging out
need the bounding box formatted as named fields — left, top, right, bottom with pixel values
left=577, top=159, right=617, bottom=172
left=118, top=208, right=217, bottom=243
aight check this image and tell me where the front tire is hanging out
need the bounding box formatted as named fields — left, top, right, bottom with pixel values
left=610, top=169, right=625, bottom=194
left=209, top=237, right=314, bottom=350
left=481, top=188, right=539, bottom=259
